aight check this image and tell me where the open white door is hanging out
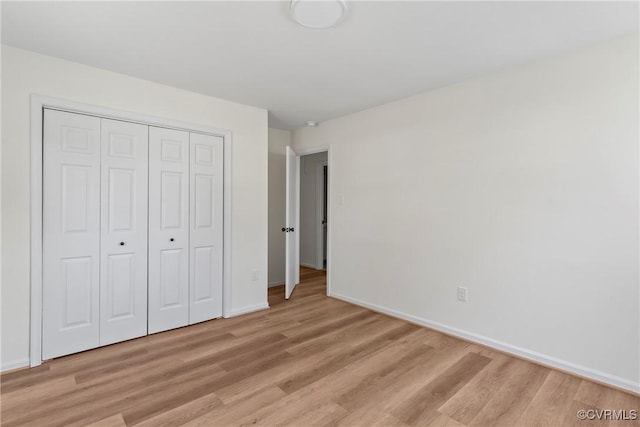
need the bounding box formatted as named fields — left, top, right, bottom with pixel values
left=285, top=146, right=300, bottom=299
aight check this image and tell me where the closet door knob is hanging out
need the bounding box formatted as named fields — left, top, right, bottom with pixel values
left=119, top=242, right=125, bottom=246
left=170, top=238, right=175, bottom=242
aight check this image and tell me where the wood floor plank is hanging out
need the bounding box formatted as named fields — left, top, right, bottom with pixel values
left=281, top=310, right=375, bottom=343
left=575, top=379, right=640, bottom=410
left=131, top=393, right=222, bottom=427
left=215, top=343, right=352, bottom=405
left=8, top=361, right=227, bottom=427
left=0, top=375, right=76, bottom=411
left=178, top=331, right=287, bottom=363
left=274, top=400, right=348, bottom=426
left=467, top=359, right=550, bottom=426
left=517, top=370, right=582, bottom=427
left=333, top=344, right=437, bottom=411
left=574, top=380, right=640, bottom=427
left=347, top=343, right=473, bottom=416
left=438, top=354, right=515, bottom=424
left=337, top=409, right=410, bottom=427
left=182, top=387, right=287, bottom=427
left=85, top=414, right=128, bottom=427
left=2, top=267, right=636, bottom=427
left=391, top=352, right=492, bottom=425
left=427, top=412, right=467, bottom=427
left=278, top=322, right=418, bottom=394
left=285, top=314, right=396, bottom=357
left=234, top=384, right=337, bottom=426
left=120, top=369, right=226, bottom=426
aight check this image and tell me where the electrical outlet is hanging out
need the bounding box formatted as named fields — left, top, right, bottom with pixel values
left=251, top=270, right=259, bottom=282
left=457, top=286, right=468, bottom=302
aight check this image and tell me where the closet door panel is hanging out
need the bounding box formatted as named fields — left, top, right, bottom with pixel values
left=43, top=109, right=101, bottom=359
left=189, top=133, right=223, bottom=324
left=99, top=119, right=148, bottom=346
left=149, top=127, right=190, bottom=333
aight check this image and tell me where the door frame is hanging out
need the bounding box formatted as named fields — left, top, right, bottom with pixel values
left=29, top=95, right=233, bottom=367
left=315, top=160, right=328, bottom=270
left=290, top=146, right=332, bottom=296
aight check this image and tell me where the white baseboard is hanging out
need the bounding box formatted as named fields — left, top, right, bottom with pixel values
left=268, top=280, right=284, bottom=288
left=329, top=292, right=640, bottom=394
left=226, top=302, right=270, bottom=318
left=1, top=358, right=30, bottom=373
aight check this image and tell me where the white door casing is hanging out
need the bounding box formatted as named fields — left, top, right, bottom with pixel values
left=285, top=146, right=300, bottom=299
left=42, top=109, right=101, bottom=359
left=148, top=127, right=190, bottom=333
left=189, top=133, right=224, bottom=323
left=99, top=119, right=149, bottom=345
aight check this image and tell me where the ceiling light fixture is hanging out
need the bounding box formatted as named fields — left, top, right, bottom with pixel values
left=290, top=0, right=348, bottom=29
left=306, top=121, right=319, bottom=127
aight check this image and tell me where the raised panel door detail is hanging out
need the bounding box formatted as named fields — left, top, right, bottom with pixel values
left=194, top=143, right=214, bottom=166
left=193, top=246, right=214, bottom=302
left=108, top=133, right=136, bottom=159
left=161, top=139, right=183, bottom=162
left=108, top=168, right=135, bottom=232
left=106, top=253, right=135, bottom=320
left=61, top=165, right=90, bottom=233
left=61, top=257, right=93, bottom=329
left=160, top=249, right=183, bottom=309
left=61, top=126, right=93, bottom=153
left=194, top=174, right=213, bottom=229
left=161, top=172, right=183, bottom=229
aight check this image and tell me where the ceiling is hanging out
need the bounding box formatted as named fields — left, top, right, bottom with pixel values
left=2, top=1, right=638, bottom=130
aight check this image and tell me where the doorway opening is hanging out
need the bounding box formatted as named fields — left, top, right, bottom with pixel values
left=283, top=147, right=330, bottom=300
left=321, top=164, right=328, bottom=269
left=300, top=152, right=327, bottom=271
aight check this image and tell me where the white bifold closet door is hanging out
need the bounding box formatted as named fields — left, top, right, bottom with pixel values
left=43, top=110, right=149, bottom=359
left=148, top=128, right=223, bottom=332
left=43, top=110, right=102, bottom=359
left=189, top=133, right=223, bottom=324
left=43, top=110, right=224, bottom=357
left=148, top=127, right=190, bottom=333
left=99, top=119, right=149, bottom=346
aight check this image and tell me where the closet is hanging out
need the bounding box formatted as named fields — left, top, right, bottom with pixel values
left=42, top=108, right=223, bottom=360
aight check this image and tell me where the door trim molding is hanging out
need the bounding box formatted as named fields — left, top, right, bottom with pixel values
left=29, top=94, right=233, bottom=367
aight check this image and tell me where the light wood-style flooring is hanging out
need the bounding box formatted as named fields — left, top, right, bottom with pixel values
left=1, top=267, right=638, bottom=426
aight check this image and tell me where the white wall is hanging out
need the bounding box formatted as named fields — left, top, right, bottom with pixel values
left=1, top=45, right=269, bottom=369
left=300, top=152, right=327, bottom=268
left=268, top=128, right=289, bottom=286
left=293, top=34, right=639, bottom=391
